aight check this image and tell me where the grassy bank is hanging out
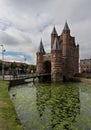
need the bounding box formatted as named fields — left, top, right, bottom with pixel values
left=0, top=80, right=23, bottom=130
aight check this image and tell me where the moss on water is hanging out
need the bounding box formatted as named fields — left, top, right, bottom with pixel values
left=0, top=80, right=23, bottom=130
left=9, top=82, right=91, bottom=130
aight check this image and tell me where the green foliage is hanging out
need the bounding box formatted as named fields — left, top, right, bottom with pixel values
left=0, top=61, right=2, bottom=70
left=10, top=62, right=17, bottom=69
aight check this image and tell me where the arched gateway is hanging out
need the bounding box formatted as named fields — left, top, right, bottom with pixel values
left=36, top=21, right=79, bottom=82
left=43, top=61, right=51, bottom=74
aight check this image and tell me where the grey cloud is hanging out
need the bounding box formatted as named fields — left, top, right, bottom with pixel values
left=3, top=0, right=51, bottom=14
left=0, top=0, right=91, bottom=64
left=67, top=2, right=90, bottom=23
left=0, top=19, right=12, bottom=31
left=0, top=32, right=19, bottom=46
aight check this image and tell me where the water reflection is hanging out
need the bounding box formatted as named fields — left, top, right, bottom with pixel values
left=9, top=83, right=91, bottom=130
left=36, top=83, right=80, bottom=129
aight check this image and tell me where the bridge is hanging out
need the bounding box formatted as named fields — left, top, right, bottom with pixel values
left=2, top=73, right=51, bottom=82
left=7, top=73, right=51, bottom=89
left=23, top=73, right=51, bottom=83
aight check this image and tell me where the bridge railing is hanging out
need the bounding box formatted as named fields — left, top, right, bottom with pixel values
left=0, top=73, right=51, bottom=80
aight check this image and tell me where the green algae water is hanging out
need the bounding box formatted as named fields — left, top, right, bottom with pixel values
left=9, top=83, right=91, bottom=130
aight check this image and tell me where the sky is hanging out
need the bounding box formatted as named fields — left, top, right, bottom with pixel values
left=0, top=0, right=91, bottom=65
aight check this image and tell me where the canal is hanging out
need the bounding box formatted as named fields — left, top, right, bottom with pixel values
left=9, top=82, right=91, bottom=130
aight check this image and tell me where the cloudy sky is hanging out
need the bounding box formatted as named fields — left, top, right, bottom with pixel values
left=0, top=0, right=91, bottom=64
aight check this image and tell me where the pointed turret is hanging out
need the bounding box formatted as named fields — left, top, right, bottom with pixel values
left=51, top=25, right=58, bottom=35
left=63, top=21, right=70, bottom=30
left=51, top=25, right=58, bottom=50
left=63, top=21, right=70, bottom=34
left=53, top=37, right=60, bottom=50
left=37, top=39, right=45, bottom=54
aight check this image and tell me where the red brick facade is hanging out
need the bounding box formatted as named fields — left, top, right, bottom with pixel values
left=36, top=22, right=79, bottom=82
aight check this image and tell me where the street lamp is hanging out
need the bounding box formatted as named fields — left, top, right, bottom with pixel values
left=24, top=55, right=26, bottom=75
left=24, top=55, right=26, bottom=64
left=0, top=45, right=6, bottom=80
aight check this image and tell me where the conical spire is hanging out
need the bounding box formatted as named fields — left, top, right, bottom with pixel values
left=37, top=39, right=45, bottom=54
left=53, top=37, right=60, bottom=50
left=51, top=25, right=57, bottom=35
left=63, top=21, right=70, bottom=31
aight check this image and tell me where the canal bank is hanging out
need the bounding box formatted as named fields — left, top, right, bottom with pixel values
left=1, top=77, right=91, bottom=130
left=0, top=80, right=23, bottom=130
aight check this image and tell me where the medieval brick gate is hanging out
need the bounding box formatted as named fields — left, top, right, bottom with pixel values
left=36, top=21, right=79, bottom=82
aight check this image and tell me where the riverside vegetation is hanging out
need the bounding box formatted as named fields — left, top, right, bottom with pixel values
left=0, top=80, right=23, bottom=130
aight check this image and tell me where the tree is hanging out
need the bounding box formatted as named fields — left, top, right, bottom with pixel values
left=10, top=62, right=17, bottom=69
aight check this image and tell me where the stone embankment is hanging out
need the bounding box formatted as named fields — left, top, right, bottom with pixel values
left=8, top=79, right=25, bottom=90
left=80, top=78, right=91, bottom=84
left=70, top=77, right=91, bottom=84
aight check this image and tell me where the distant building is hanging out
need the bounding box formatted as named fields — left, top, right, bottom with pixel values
left=0, top=60, right=32, bottom=75
left=36, top=21, right=79, bottom=82
left=80, top=59, right=91, bottom=73
left=0, top=60, right=27, bottom=67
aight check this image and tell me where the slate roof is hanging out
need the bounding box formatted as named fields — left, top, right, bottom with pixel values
left=51, top=25, right=57, bottom=35
left=63, top=21, right=70, bottom=31
left=53, top=37, right=60, bottom=50
left=37, top=39, right=45, bottom=54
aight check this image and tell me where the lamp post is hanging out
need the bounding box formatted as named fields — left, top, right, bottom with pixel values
left=0, top=45, right=6, bottom=80
left=24, top=55, right=26, bottom=64
left=24, top=56, right=26, bottom=75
